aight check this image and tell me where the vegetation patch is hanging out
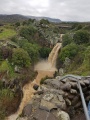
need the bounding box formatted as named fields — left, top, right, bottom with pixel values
left=0, top=27, right=16, bottom=40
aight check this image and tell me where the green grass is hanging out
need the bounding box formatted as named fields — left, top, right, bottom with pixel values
left=0, top=60, right=17, bottom=78
left=0, top=28, right=16, bottom=40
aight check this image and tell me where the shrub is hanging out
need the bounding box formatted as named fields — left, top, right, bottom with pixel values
left=59, top=43, right=78, bottom=62
left=39, top=47, right=51, bottom=58
left=19, top=26, right=37, bottom=41
left=12, top=48, right=31, bottom=67
left=73, top=30, right=90, bottom=44
left=22, top=43, right=40, bottom=63
left=62, top=34, right=73, bottom=47
left=0, top=46, right=12, bottom=59
left=83, top=46, right=90, bottom=69
left=40, top=19, right=50, bottom=25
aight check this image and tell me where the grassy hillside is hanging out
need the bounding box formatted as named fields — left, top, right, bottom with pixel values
left=57, top=23, right=90, bottom=76
left=0, top=27, right=16, bottom=40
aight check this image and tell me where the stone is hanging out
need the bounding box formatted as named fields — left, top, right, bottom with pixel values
left=83, top=80, right=90, bottom=85
left=50, top=89, right=65, bottom=95
left=57, top=111, right=70, bottom=120
left=14, top=65, right=20, bottom=73
left=51, top=80, right=64, bottom=89
left=67, top=107, right=75, bottom=118
left=60, top=78, right=68, bottom=83
left=74, top=101, right=82, bottom=109
left=37, top=91, right=44, bottom=95
left=33, top=84, right=39, bottom=90
left=40, top=85, right=48, bottom=91
left=71, top=96, right=79, bottom=106
left=56, top=76, right=61, bottom=80
left=22, top=104, right=32, bottom=117
left=37, top=86, right=44, bottom=95
left=57, top=95, right=64, bottom=102
left=32, top=109, right=57, bottom=120
left=69, top=82, right=77, bottom=88
left=51, top=95, right=66, bottom=110
left=44, top=79, right=53, bottom=84
left=67, top=94, right=75, bottom=100
left=80, top=81, right=85, bottom=86
left=59, top=68, right=64, bottom=76
left=40, top=99, right=57, bottom=111
left=65, top=99, right=71, bottom=106
left=43, top=94, right=54, bottom=101
left=70, top=89, right=77, bottom=94
left=61, top=83, right=71, bottom=91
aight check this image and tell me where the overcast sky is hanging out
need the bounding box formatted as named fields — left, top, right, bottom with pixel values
left=0, top=0, right=90, bottom=21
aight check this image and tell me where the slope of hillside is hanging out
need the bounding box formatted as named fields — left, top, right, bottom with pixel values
left=0, top=14, right=61, bottom=23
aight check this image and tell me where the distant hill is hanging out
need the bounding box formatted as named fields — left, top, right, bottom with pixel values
left=0, top=14, right=61, bottom=23
left=0, top=14, right=28, bottom=23
left=26, top=16, right=61, bottom=23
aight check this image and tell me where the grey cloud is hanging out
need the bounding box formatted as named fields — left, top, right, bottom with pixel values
left=0, top=0, right=90, bottom=21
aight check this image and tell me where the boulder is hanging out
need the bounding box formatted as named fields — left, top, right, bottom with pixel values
left=69, top=82, right=77, bottom=88
left=33, top=84, right=39, bottom=90
left=61, top=83, right=71, bottom=91
left=83, top=80, right=90, bottom=85
left=22, top=104, right=32, bottom=117
left=43, top=93, right=54, bottom=101
left=50, top=89, right=65, bottom=95
left=65, top=99, right=71, bottom=106
left=71, top=96, right=79, bottom=106
left=40, top=99, right=57, bottom=111
left=32, top=108, right=57, bottom=120
left=57, top=111, right=70, bottom=120
left=51, top=95, right=66, bottom=110
left=70, top=89, right=77, bottom=94
left=51, top=80, right=63, bottom=89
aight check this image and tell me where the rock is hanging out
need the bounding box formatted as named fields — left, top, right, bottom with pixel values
left=59, top=68, right=64, bottom=76
left=57, top=111, right=70, bottom=120
left=56, top=76, right=61, bottom=80
left=86, top=96, right=90, bottom=101
left=36, top=86, right=44, bottom=95
left=36, top=91, right=44, bottom=95
left=22, top=104, right=32, bottom=117
left=17, top=117, right=27, bottom=120
left=67, top=94, right=75, bottom=100
left=40, top=99, right=57, bottom=111
left=51, top=80, right=63, bottom=89
left=80, top=81, right=85, bottom=86
left=71, top=96, right=79, bottom=106
left=43, top=94, right=54, bottom=101
left=44, top=79, right=54, bottom=84
left=74, top=101, right=82, bottom=109
left=70, top=89, right=77, bottom=94
left=44, top=79, right=63, bottom=89
left=61, top=83, right=71, bottom=91
left=40, top=85, right=48, bottom=91
left=65, top=99, right=71, bottom=106
left=32, top=108, right=57, bottom=120
left=83, top=80, right=90, bottom=85
left=51, top=95, right=66, bottom=110
left=60, top=78, right=69, bottom=83
left=57, top=95, right=64, bottom=102
left=33, top=84, right=39, bottom=90
left=68, top=107, right=75, bottom=118
left=14, top=65, right=20, bottom=73
left=69, top=82, right=77, bottom=88
left=50, top=89, right=65, bottom=95
left=82, top=87, right=87, bottom=92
